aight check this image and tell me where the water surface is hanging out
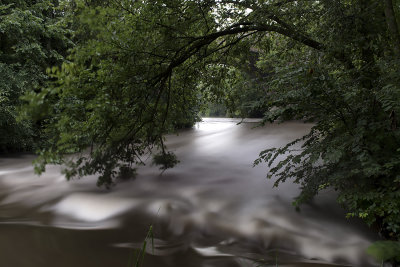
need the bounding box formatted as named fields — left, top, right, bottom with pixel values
left=0, top=118, right=379, bottom=267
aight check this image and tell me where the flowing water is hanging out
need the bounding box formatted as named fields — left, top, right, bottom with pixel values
left=0, top=118, right=379, bottom=267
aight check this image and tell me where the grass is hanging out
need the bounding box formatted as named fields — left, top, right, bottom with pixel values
left=254, top=251, right=279, bottom=267
left=127, top=225, right=154, bottom=267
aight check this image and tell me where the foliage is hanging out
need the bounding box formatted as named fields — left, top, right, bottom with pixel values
left=367, top=241, right=400, bottom=263
left=0, top=0, right=70, bottom=152
left=152, top=151, right=179, bottom=171
left=253, top=0, right=400, bottom=241
left=198, top=46, right=270, bottom=118
left=201, top=55, right=269, bottom=118
left=28, top=0, right=206, bottom=186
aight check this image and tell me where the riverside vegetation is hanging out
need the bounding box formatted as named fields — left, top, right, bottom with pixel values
left=1, top=0, right=400, bottom=264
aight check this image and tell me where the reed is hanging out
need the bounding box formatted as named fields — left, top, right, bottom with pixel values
left=127, top=225, right=154, bottom=267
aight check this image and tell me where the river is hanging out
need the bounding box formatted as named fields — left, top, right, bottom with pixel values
left=0, top=118, right=379, bottom=267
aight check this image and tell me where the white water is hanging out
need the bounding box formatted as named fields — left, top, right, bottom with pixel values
left=0, top=118, right=379, bottom=267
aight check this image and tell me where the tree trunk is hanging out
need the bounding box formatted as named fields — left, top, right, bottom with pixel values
left=384, top=0, right=400, bottom=56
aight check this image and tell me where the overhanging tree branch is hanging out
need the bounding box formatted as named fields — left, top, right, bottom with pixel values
left=384, top=0, right=400, bottom=56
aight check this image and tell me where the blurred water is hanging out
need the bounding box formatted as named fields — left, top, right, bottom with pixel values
left=0, top=118, right=379, bottom=267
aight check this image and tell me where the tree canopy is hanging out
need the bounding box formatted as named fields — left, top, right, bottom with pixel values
left=3, top=0, right=400, bottom=248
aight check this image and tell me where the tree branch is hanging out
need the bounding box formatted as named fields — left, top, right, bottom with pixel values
left=384, top=0, right=400, bottom=56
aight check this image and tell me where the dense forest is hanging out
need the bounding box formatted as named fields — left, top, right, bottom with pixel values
left=1, top=0, right=400, bottom=262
